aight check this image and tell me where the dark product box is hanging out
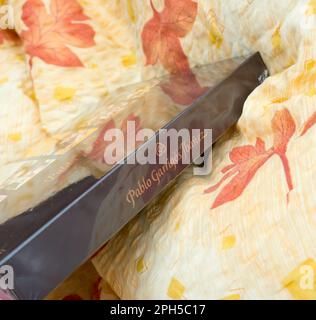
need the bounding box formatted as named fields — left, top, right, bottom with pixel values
left=0, top=53, right=268, bottom=300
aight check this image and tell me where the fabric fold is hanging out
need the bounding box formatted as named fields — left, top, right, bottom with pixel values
left=93, top=0, right=316, bottom=300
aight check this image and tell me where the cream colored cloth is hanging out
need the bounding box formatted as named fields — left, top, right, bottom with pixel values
left=2, top=0, right=316, bottom=300
left=0, top=29, right=91, bottom=223
left=0, top=0, right=238, bottom=223
left=10, top=0, right=140, bottom=135
left=93, top=0, right=316, bottom=300
left=0, top=0, right=140, bottom=223
left=0, top=30, right=55, bottom=165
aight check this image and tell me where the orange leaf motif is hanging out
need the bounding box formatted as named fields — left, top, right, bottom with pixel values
left=272, top=109, right=296, bottom=193
left=142, top=0, right=197, bottom=74
left=161, top=72, right=208, bottom=105
left=21, top=0, right=96, bottom=67
left=300, top=111, right=316, bottom=136
left=205, top=109, right=296, bottom=209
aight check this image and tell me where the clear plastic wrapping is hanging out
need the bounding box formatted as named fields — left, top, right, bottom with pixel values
left=0, top=53, right=268, bottom=300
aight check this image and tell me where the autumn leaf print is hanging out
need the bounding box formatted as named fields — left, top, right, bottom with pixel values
left=86, top=119, right=116, bottom=162
left=205, top=109, right=296, bottom=209
left=300, top=112, right=316, bottom=136
left=21, top=0, right=96, bottom=67
left=271, top=108, right=296, bottom=192
left=141, top=0, right=204, bottom=105
left=205, top=138, right=274, bottom=209
left=161, top=71, right=208, bottom=105
left=91, top=278, right=102, bottom=300
left=142, top=0, right=198, bottom=75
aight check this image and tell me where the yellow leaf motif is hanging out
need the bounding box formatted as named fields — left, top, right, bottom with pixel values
left=271, top=97, right=289, bottom=104
left=168, top=278, right=185, bottom=300
left=305, top=59, right=316, bottom=72
left=0, top=77, right=8, bottom=84
left=127, top=0, right=136, bottom=23
left=283, top=259, right=316, bottom=300
left=89, top=63, right=98, bottom=69
left=209, top=25, right=223, bottom=49
left=8, top=133, right=22, bottom=142
left=121, top=52, right=137, bottom=67
left=26, top=89, right=37, bottom=101
left=136, top=257, right=146, bottom=274
left=308, top=87, right=316, bottom=96
left=306, top=0, right=316, bottom=15
left=222, top=235, right=236, bottom=250
left=272, top=25, right=282, bottom=53
left=208, top=11, right=224, bottom=49
left=54, top=87, right=76, bottom=101
left=15, top=54, right=25, bottom=62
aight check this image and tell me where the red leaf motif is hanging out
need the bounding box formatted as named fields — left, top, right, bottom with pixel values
left=142, top=0, right=197, bottom=74
left=272, top=109, right=296, bottom=193
left=87, top=120, right=116, bottom=162
left=205, top=139, right=273, bottom=209
left=163, top=0, right=198, bottom=37
left=91, top=278, right=102, bottom=300
left=272, top=109, right=296, bottom=154
left=21, top=0, right=96, bottom=67
left=161, top=71, right=208, bottom=105
left=205, top=109, right=296, bottom=209
left=300, top=111, right=316, bottom=136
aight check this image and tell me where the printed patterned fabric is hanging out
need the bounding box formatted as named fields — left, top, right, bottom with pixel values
left=0, top=0, right=261, bottom=224
left=9, top=0, right=140, bottom=135
left=0, top=29, right=55, bottom=165
left=2, top=0, right=316, bottom=299
left=46, top=261, right=119, bottom=300
left=92, top=0, right=316, bottom=300
left=0, top=27, right=90, bottom=223
left=0, top=0, right=147, bottom=223
left=124, top=0, right=299, bottom=77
